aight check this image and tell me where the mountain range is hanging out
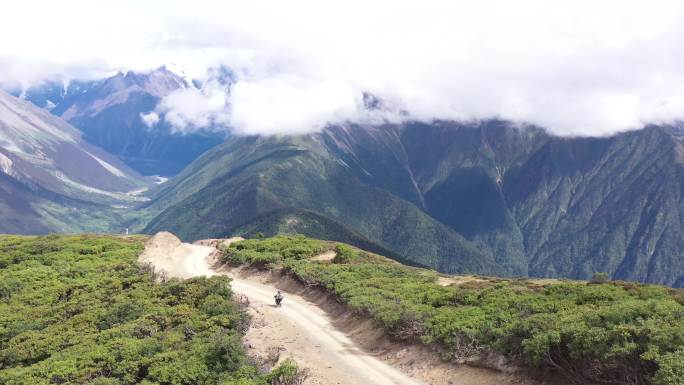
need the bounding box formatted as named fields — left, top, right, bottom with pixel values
left=3, top=69, right=684, bottom=287
left=13, top=67, right=225, bottom=175
left=0, top=89, right=149, bottom=233
left=139, top=121, right=684, bottom=287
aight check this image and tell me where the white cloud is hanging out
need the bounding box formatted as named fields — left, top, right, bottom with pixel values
left=153, top=79, right=231, bottom=134
left=228, top=77, right=361, bottom=135
left=140, top=112, right=160, bottom=127
left=2, top=0, right=684, bottom=136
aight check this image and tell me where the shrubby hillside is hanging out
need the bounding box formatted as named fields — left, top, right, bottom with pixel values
left=220, top=235, right=684, bottom=385
left=0, top=235, right=302, bottom=385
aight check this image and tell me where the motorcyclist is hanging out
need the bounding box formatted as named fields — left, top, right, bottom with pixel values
left=274, top=290, right=284, bottom=306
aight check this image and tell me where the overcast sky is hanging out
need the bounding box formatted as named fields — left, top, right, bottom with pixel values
left=2, top=0, right=684, bottom=136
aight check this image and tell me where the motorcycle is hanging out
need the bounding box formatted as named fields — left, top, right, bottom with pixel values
left=275, top=294, right=283, bottom=307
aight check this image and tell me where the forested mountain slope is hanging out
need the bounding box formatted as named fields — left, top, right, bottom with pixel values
left=141, top=134, right=498, bottom=275
left=141, top=122, right=684, bottom=286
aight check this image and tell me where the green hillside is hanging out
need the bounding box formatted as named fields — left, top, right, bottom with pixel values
left=0, top=235, right=303, bottom=385
left=227, top=208, right=418, bottom=264
left=141, top=134, right=498, bottom=276
left=139, top=122, right=684, bottom=286
left=220, top=235, right=684, bottom=385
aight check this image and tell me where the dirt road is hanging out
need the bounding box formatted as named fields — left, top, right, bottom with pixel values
left=140, top=232, right=542, bottom=385
left=142, top=232, right=426, bottom=385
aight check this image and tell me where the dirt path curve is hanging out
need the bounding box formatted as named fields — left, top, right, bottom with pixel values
left=142, top=233, right=427, bottom=385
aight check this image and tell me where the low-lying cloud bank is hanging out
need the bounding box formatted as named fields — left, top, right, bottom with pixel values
left=3, top=0, right=684, bottom=136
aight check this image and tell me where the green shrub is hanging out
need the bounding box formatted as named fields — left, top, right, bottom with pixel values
left=222, top=236, right=326, bottom=266
left=87, top=378, right=122, bottom=385
left=332, top=244, right=357, bottom=264
left=652, top=350, right=684, bottom=385
left=591, top=272, right=610, bottom=284
left=266, top=359, right=308, bottom=385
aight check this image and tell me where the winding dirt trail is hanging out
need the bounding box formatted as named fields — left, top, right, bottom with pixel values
left=141, top=233, right=427, bottom=385
left=140, top=233, right=543, bottom=385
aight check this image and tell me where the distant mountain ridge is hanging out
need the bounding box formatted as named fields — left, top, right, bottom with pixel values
left=139, top=121, right=684, bottom=286
left=0, top=90, right=150, bottom=233
left=139, top=131, right=500, bottom=276
left=11, top=78, right=98, bottom=111
left=14, top=67, right=225, bottom=176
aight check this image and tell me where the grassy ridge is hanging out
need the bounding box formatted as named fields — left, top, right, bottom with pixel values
left=228, top=208, right=407, bottom=263
left=0, top=235, right=302, bottom=385
left=222, top=236, right=684, bottom=385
